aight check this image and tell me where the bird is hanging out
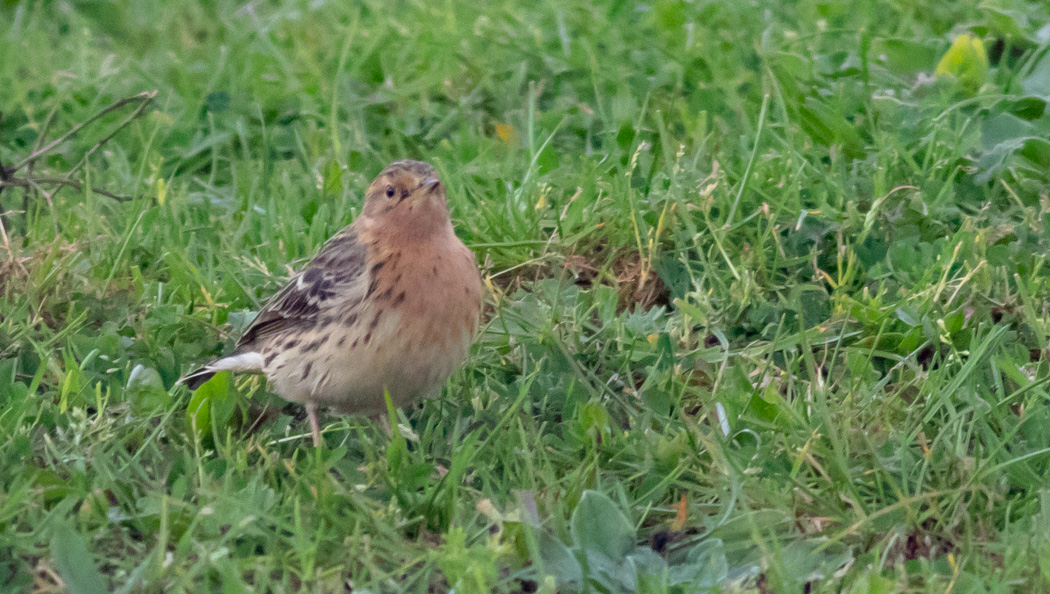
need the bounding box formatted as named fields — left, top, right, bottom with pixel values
left=180, top=160, right=483, bottom=447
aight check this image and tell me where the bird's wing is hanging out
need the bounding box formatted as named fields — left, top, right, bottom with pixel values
left=235, top=227, right=368, bottom=348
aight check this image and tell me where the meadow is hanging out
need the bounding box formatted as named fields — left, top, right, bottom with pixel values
left=2, top=0, right=1050, bottom=591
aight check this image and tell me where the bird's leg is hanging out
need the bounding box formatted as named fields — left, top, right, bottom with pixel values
left=306, top=402, right=321, bottom=447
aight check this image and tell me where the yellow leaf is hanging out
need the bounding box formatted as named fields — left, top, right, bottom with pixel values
left=671, top=495, right=688, bottom=532
left=495, top=122, right=516, bottom=144
left=199, top=285, right=215, bottom=307
left=155, top=178, right=167, bottom=206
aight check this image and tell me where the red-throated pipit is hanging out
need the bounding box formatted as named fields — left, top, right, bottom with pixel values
left=180, top=160, right=483, bottom=446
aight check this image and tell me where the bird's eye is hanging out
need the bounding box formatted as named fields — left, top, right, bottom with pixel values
left=385, top=185, right=396, bottom=198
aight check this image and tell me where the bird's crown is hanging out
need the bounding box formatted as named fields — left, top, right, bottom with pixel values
left=379, top=159, right=438, bottom=179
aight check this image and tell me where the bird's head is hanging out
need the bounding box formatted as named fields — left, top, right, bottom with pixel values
left=361, top=160, right=450, bottom=235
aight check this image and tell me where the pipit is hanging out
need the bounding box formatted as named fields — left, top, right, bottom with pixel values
left=181, top=160, right=483, bottom=446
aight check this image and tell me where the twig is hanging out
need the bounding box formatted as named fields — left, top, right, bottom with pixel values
left=0, top=91, right=157, bottom=211
left=12, top=90, right=157, bottom=172
left=68, top=91, right=156, bottom=177
left=0, top=176, right=133, bottom=202
left=24, top=178, right=56, bottom=212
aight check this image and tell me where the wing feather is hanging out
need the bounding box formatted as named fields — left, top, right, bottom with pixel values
left=236, top=227, right=367, bottom=347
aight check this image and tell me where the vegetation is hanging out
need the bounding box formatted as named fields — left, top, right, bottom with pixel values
left=2, top=0, right=1050, bottom=591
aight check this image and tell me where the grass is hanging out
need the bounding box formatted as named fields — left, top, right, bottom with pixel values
left=2, top=0, right=1050, bottom=591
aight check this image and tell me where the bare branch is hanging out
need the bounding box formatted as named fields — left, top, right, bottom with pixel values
left=0, top=176, right=135, bottom=202
left=12, top=90, right=157, bottom=172
left=68, top=91, right=156, bottom=177
left=0, top=91, right=159, bottom=212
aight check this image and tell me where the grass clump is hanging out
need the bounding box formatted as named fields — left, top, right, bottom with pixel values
left=2, top=0, right=1050, bottom=591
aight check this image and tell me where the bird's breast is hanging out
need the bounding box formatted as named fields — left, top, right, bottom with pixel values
left=368, top=233, right=482, bottom=342
left=302, top=231, right=483, bottom=411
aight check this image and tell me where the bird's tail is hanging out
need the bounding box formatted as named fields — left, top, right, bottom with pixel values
left=178, top=366, right=219, bottom=390
left=177, top=352, right=265, bottom=390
